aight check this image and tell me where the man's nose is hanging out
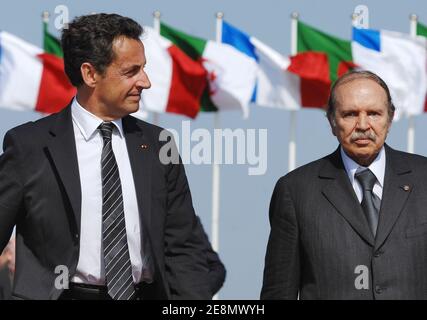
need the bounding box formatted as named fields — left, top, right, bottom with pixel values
left=356, top=113, right=370, bottom=130
left=136, top=70, right=151, bottom=90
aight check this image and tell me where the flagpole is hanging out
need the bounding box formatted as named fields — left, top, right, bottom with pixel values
left=152, top=10, right=161, bottom=126
left=407, top=13, right=418, bottom=154
left=40, top=11, right=51, bottom=120
left=351, top=12, right=358, bottom=28
left=211, top=11, right=223, bottom=300
left=288, top=12, right=299, bottom=172
left=42, top=10, right=49, bottom=24
left=42, top=11, right=49, bottom=50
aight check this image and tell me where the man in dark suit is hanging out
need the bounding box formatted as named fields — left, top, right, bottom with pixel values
left=0, top=13, right=215, bottom=300
left=261, top=70, right=427, bottom=300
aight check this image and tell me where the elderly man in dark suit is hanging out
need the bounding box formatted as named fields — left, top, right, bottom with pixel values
left=0, top=13, right=218, bottom=300
left=261, top=70, right=427, bottom=300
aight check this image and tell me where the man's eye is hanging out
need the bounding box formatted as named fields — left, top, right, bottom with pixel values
left=343, top=112, right=357, bottom=117
left=124, top=68, right=139, bottom=76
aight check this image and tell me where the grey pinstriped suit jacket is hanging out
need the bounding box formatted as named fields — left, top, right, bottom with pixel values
left=262, top=145, right=427, bottom=299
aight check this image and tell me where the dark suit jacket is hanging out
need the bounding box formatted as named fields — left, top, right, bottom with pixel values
left=0, top=105, right=211, bottom=300
left=0, top=266, right=11, bottom=300
left=194, top=217, right=226, bottom=295
left=261, top=145, right=427, bottom=300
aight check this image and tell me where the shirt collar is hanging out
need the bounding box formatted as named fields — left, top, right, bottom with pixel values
left=340, top=145, right=386, bottom=188
left=71, top=97, right=124, bottom=141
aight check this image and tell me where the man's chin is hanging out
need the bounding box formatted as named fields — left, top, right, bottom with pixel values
left=124, top=102, right=140, bottom=114
left=350, top=150, right=378, bottom=166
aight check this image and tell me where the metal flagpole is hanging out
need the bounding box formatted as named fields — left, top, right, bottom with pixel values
left=289, top=13, right=299, bottom=172
left=211, top=11, right=223, bottom=300
left=407, top=14, right=418, bottom=154
left=40, top=11, right=51, bottom=120
left=42, top=10, right=49, bottom=25
left=152, top=11, right=161, bottom=126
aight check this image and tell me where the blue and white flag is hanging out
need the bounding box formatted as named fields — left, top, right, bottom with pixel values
left=222, top=21, right=301, bottom=110
left=352, top=28, right=427, bottom=119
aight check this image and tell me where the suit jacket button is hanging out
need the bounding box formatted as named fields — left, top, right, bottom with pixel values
left=375, top=285, right=383, bottom=294
left=75, top=234, right=79, bottom=239
left=374, top=250, right=383, bottom=258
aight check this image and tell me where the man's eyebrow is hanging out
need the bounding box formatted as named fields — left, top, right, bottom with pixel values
left=121, top=64, right=141, bottom=72
left=122, top=61, right=147, bottom=71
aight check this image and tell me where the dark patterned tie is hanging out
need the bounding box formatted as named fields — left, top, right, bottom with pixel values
left=355, top=169, right=381, bottom=237
left=99, top=122, right=135, bottom=300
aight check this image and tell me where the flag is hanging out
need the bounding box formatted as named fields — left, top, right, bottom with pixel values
left=43, top=22, right=63, bottom=57
left=141, top=27, right=207, bottom=119
left=297, top=21, right=355, bottom=83
left=222, top=20, right=331, bottom=109
left=160, top=22, right=257, bottom=117
left=417, top=21, right=427, bottom=38
left=40, top=23, right=76, bottom=113
left=0, top=31, right=75, bottom=113
left=297, top=20, right=427, bottom=118
left=416, top=21, right=427, bottom=112
left=352, top=27, right=427, bottom=118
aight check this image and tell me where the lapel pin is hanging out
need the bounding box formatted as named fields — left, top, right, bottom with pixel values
left=141, top=144, right=148, bottom=150
left=401, top=185, right=410, bottom=191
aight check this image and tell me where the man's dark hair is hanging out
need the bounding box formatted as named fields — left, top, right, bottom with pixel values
left=61, top=13, right=143, bottom=87
left=327, top=70, right=395, bottom=122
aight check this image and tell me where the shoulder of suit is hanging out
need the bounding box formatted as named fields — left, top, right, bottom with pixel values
left=386, top=146, right=427, bottom=168
left=126, top=114, right=165, bottom=135
left=8, top=112, right=170, bottom=137
left=388, top=146, right=427, bottom=161
left=125, top=114, right=177, bottom=146
left=4, top=111, right=59, bottom=140
left=0, top=112, right=60, bottom=157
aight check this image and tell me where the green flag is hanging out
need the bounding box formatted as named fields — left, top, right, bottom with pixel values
left=297, top=21, right=353, bottom=83
left=417, top=21, right=427, bottom=37
left=43, top=22, right=63, bottom=57
left=160, top=23, right=216, bottom=112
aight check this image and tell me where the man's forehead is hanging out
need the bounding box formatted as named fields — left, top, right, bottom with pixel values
left=335, top=77, right=386, bottom=94
left=335, top=79, right=387, bottom=100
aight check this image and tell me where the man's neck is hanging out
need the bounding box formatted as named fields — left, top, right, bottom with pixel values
left=76, top=90, right=116, bottom=121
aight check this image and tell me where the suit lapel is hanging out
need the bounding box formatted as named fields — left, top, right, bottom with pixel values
left=374, top=145, right=413, bottom=250
left=320, top=148, right=375, bottom=247
left=46, top=105, right=82, bottom=234
left=122, top=116, right=152, bottom=236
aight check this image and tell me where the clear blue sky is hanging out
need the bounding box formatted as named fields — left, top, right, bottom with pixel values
left=1, top=0, right=427, bottom=299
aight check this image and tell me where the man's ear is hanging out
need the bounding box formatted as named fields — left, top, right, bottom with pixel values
left=389, top=108, right=395, bottom=124
left=80, top=62, right=98, bottom=88
left=328, top=117, right=337, bottom=137
left=387, top=114, right=394, bottom=133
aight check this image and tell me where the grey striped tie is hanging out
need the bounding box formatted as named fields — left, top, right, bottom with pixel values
left=99, top=122, right=135, bottom=300
left=355, top=169, right=381, bottom=237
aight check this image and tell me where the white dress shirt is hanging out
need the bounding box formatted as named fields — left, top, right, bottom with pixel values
left=340, top=146, right=386, bottom=203
left=70, top=97, right=144, bottom=285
